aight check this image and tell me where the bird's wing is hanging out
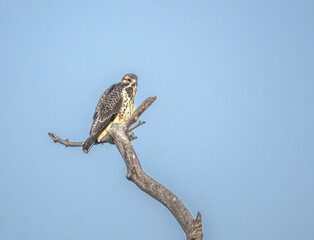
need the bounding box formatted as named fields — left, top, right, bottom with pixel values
left=89, top=83, right=123, bottom=137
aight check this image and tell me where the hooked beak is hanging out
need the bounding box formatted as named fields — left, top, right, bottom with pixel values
left=132, top=81, right=138, bottom=87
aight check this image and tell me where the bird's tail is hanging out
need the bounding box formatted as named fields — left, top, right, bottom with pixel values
left=82, top=135, right=97, bottom=154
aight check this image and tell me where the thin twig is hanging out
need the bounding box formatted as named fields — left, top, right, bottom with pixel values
left=48, top=132, right=84, bottom=147
left=127, top=120, right=146, bottom=132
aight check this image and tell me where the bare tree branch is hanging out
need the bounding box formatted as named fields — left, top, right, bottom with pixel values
left=48, top=132, right=84, bottom=147
left=127, top=120, right=146, bottom=132
left=48, top=122, right=142, bottom=147
left=109, top=96, right=203, bottom=240
left=48, top=95, right=204, bottom=239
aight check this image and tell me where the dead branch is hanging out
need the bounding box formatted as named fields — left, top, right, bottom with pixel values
left=48, top=121, right=142, bottom=147
left=48, top=96, right=203, bottom=239
left=48, top=132, right=84, bottom=147
left=109, top=96, right=203, bottom=240
left=127, top=120, right=146, bottom=132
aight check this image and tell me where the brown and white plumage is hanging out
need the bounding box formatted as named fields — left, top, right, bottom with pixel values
left=82, top=74, right=138, bottom=153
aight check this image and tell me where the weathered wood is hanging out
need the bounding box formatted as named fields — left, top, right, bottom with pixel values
left=48, top=128, right=138, bottom=147
left=109, top=96, right=203, bottom=240
left=48, top=96, right=203, bottom=239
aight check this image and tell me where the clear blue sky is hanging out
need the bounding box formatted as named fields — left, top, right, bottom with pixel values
left=0, top=1, right=313, bottom=239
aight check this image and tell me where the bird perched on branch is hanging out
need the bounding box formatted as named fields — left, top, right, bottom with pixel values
left=82, top=73, right=138, bottom=153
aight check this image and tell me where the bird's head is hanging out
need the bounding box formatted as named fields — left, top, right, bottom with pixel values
left=121, top=73, right=138, bottom=88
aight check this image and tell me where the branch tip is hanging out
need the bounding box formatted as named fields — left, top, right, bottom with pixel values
left=47, top=132, right=84, bottom=147
left=188, top=212, right=203, bottom=240
left=127, top=120, right=146, bottom=132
